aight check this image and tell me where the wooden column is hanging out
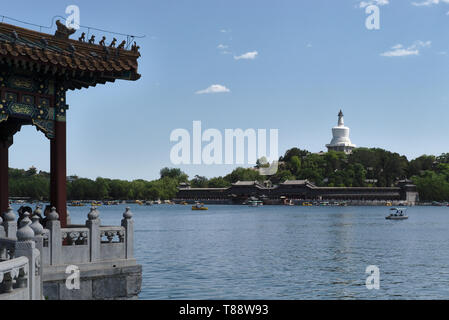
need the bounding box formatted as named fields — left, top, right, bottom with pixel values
left=0, top=140, right=9, bottom=215
left=50, top=121, right=67, bottom=227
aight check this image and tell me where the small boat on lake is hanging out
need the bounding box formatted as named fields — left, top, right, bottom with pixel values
left=386, top=208, right=408, bottom=220
left=192, top=202, right=208, bottom=211
left=248, top=200, right=263, bottom=207
left=302, top=202, right=313, bottom=206
left=69, top=201, right=85, bottom=207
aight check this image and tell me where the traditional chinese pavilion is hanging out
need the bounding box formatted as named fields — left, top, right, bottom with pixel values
left=0, top=20, right=141, bottom=227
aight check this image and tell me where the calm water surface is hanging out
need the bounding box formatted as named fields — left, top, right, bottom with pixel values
left=27, top=204, right=449, bottom=299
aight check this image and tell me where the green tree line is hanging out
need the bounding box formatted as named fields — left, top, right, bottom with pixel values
left=7, top=149, right=449, bottom=202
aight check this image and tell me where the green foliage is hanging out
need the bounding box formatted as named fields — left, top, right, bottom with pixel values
left=7, top=149, right=449, bottom=202
left=9, top=167, right=189, bottom=201
left=224, top=167, right=264, bottom=184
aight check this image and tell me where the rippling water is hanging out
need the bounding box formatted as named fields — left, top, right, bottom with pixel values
left=20, top=204, right=449, bottom=299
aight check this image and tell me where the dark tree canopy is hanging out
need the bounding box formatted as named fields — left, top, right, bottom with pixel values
left=8, top=148, right=449, bottom=202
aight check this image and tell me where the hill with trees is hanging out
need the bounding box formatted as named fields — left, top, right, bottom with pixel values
left=7, top=149, right=449, bottom=202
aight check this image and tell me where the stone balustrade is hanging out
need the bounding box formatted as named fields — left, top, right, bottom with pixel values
left=0, top=211, right=42, bottom=300
left=1, top=206, right=139, bottom=300
left=0, top=256, right=29, bottom=300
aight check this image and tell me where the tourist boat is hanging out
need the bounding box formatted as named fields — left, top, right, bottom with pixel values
left=192, top=202, right=208, bottom=211
left=302, top=202, right=313, bottom=206
left=180, top=201, right=188, bottom=205
left=386, top=208, right=408, bottom=220
left=386, top=202, right=392, bottom=207
left=69, top=201, right=84, bottom=207
left=91, top=201, right=102, bottom=207
left=248, top=200, right=263, bottom=207
left=104, top=201, right=118, bottom=206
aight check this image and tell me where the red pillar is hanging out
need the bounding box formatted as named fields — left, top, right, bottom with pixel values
left=50, top=121, right=67, bottom=227
left=0, top=141, right=9, bottom=215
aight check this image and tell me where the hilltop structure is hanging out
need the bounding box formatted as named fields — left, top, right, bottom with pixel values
left=326, top=110, right=356, bottom=154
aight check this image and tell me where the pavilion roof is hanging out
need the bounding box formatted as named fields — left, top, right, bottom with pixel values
left=0, top=21, right=141, bottom=90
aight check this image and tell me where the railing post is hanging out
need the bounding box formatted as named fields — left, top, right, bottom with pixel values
left=30, top=213, right=44, bottom=298
left=0, top=213, right=4, bottom=238
left=45, top=207, right=61, bottom=266
left=3, top=207, right=17, bottom=239
left=86, top=207, right=101, bottom=262
left=121, top=207, right=134, bottom=259
left=15, top=212, right=42, bottom=300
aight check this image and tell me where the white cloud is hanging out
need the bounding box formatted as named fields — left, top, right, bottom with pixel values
left=306, top=43, right=313, bottom=48
left=195, top=84, right=230, bottom=95
left=217, top=44, right=229, bottom=49
left=359, top=0, right=389, bottom=8
left=380, top=41, right=431, bottom=57
left=412, top=0, right=449, bottom=6
left=234, top=51, right=258, bottom=60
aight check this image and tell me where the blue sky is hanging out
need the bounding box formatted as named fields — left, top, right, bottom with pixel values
left=2, top=0, right=449, bottom=180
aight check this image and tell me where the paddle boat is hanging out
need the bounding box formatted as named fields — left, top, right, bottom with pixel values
left=192, top=202, right=208, bottom=211
left=386, top=207, right=408, bottom=220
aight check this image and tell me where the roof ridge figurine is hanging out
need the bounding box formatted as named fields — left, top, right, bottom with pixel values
left=54, top=19, right=76, bottom=39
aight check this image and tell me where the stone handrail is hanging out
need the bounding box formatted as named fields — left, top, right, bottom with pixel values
left=23, top=206, right=135, bottom=266
left=1, top=206, right=137, bottom=300
left=100, top=226, right=125, bottom=243
left=0, top=211, right=42, bottom=300
left=0, top=238, right=16, bottom=261
left=61, top=227, right=89, bottom=246
left=0, top=256, right=29, bottom=299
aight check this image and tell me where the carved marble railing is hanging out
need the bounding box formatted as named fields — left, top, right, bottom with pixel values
left=0, top=211, right=42, bottom=300
left=41, top=206, right=134, bottom=266
left=1, top=206, right=135, bottom=300
left=0, top=256, right=29, bottom=299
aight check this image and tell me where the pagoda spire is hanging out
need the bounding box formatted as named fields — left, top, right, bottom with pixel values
left=338, top=109, right=344, bottom=126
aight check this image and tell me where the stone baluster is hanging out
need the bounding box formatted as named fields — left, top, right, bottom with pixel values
left=0, top=213, right=4, bottom=238
left=1, top=271, right=13, bottom=293
left=31, top=214, right=44, bottom=261
left=3, top=207, right=17, bottom=239
left=86, top=207, right=101, bottom=262
left=0, top=214, right=4, bottom=260
left=34, top=205, right=43, bottom=223
left=121, top=207, right=134, bottom=259
left=15, top=212, right=41, bottom=300
left=45, top=207, right=61, bottom=266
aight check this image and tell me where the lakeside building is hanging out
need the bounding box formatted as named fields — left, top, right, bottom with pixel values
left=326, top=110, right=356, bottom=154
left=175, top=180, right=419, bottom=205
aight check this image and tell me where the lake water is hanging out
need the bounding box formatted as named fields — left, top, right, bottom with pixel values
left=15, top=204, right=449, bottom=299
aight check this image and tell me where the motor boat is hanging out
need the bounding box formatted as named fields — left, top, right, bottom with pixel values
left=386, top=208, right=408, bottom=220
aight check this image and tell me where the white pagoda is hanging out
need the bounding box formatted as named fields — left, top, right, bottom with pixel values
left=326, top=110, right=356, bottom=154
